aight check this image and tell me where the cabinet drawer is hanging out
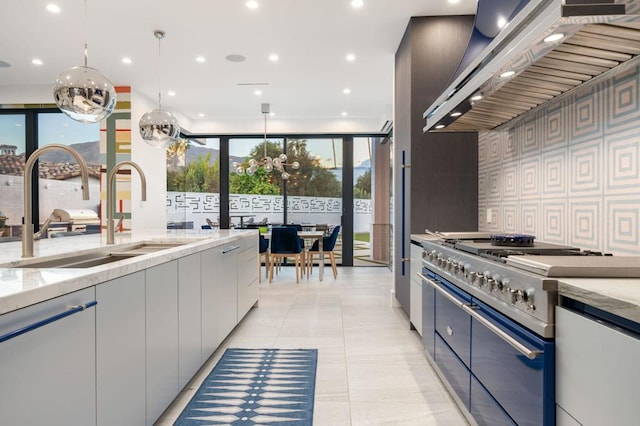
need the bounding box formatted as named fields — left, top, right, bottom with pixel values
left=435, top=281, right=471, bottom=367
left=470, top=375, right=515, bottom=426
left=435, top=333, right=470, bottom=409
left=422, top=279, right=435, bottom=358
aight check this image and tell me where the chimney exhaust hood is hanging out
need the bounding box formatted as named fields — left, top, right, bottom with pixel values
left=424, top=0, right=640, bottom=132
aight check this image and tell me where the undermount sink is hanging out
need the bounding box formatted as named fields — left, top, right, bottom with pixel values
left=6, top=241, right=187, bottom=269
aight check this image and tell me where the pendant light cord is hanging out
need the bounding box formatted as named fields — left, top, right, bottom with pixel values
left=157, top=32, right=162, bottom=110
left=263, top=112, right=268, bottom=158
left=83, top=0, right=88, bottom=67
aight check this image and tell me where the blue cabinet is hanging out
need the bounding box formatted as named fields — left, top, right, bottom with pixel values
left=435, top=279, right=471, bottom=367
left=435, top=334, right=470, bottom=408
left=470, top=376, right=516, bottom=426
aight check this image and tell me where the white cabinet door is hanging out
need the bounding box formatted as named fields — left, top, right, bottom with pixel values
left=96, top=271, right=146, bottom=426
left=178, top=253, right=202, bottom=389
left=0, top=288, right=96, bottom=426
left=146, top=261, right=179, bottom=425
left=237, top=236, right=258, bottom=321
left=556, top=306, right=640, bottom=425
left=201, top=247, right=221, bottom=360
left=218, top=244, right=239, bottom=338
left=410, top=242, right=423, bottom=335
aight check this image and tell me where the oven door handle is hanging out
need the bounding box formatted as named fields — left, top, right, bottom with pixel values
left=419, top=273, right=542, bottom=360
left=419, top=273, right=467, bottom=308
left=462, top=305, right=542, bottom=360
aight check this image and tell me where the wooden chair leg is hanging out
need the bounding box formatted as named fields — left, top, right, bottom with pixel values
left=295, top=254, right=300, bottom=284
left=258, top=255, right=262, bottom=283
left=269, top=256, right=275, bottom=283
left=330, top=251, right=338, bottom=278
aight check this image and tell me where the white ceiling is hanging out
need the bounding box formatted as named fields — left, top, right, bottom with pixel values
left=0, top=0, right=477, bottom=134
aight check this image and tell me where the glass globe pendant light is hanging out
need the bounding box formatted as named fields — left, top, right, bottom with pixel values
left=53, top=0, right=116, bottom=123
left=139, top=30, right=180, bottom=149
left=232, top=103, right=299, bottom=180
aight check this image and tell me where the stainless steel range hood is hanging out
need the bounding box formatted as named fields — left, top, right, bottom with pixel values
left=424, top=0, right=640, bottom=132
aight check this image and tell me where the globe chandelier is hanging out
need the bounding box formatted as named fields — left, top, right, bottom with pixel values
left=139, top=30, right=180, bottom=149
left=233, top=103, right=299, bottom=180
left=53, top=0, right=116, bottom=123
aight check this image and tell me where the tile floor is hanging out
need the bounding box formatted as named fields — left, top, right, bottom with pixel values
left=157, top=266, right=469, bottom=425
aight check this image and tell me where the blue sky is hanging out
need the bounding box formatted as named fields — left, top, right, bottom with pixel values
left=0, top=113, right=99, bottom=154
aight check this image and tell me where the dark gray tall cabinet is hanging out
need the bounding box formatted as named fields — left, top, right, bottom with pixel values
left=393, top=16, right=479, bottom=315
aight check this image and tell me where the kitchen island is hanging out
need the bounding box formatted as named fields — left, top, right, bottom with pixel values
left=0, top=229, right=259, bottom=426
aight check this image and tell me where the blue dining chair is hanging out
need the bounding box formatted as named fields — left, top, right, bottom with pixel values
left=308, top=225, right=340, bottom=279
left=269, top=226, right=304, bottom=283
left=258, top=234, right=269, bottom=283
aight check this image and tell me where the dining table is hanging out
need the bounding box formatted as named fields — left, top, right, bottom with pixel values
left=263, top=230, right=325, bottom=281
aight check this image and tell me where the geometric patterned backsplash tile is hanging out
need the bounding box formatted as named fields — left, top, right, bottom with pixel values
left=479, top=62, right=640, bottom=255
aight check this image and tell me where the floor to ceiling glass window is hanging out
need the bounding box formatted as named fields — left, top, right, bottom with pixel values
left=285, top=137, right=343, bottom=263
left=229, top=137, right=284, bottom=227
left=0, top=114, right=26, bottom=240
left=166, top=137, right=220, bottom=230
left=37, top=113, right=100, bottom=234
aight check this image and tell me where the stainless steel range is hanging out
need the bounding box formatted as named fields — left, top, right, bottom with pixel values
left=421, top=233, right=640, bottom=338
left=417, top=232, right=640, bottom=426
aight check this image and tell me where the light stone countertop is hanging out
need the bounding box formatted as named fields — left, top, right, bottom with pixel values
left=558, top=277, right=640, bottom=324
left=0, top=229, right=256, bottom=315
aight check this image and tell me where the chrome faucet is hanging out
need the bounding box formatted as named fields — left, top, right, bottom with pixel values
left=106, top=161, right=147, bottom=244
left=22, top=144, right=90, bottom=258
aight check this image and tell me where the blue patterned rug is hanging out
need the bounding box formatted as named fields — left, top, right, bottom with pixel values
left=175, top=348, right=318, bottom=425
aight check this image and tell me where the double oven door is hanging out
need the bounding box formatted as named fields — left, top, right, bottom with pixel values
left=421, top=269, right=555, bottom=426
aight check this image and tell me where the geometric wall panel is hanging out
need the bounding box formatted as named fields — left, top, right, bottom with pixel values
left=503, top=204, right=518, bottom=232
left=502, top=163, right=518, bottom=199
left=606, top=197, right=640, bottom=254
left=520, top=158, right=540, bottom=198
left=489, top=168, right=501, bottom=200
left=570, top=199, right=602, bottom=251
left=570, top=139, right=602, bottom=194
left=571, top=83, right=602, bottom=141
left=542, top=150, right=567, bottom=197
left=606, top=64, right=640, bottom=132
left=521, top=116, right=540, bottom=155
left=543, top=99, right=567, bottom=149
left=606, top=130, right=640, bottom=193
left=478, top=65, right=640, bottom=255
left=542, top=201, right=566, bottom=243
left=478, top=133, right=488, bottom=167
left=520, top=202, right=539, bottom=235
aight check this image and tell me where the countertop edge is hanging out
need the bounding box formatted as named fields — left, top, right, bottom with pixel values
left=0, top=231, right=256, bottom=315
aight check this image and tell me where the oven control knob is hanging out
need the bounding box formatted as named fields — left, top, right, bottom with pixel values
left=509, top=289, right=518, bottom=304
left=515, top=289, right=525, bottom=303
left=523, top=288, right=535, bottom=303
left=500, top=279, right=509, bottom=293
left=467, top=271, right=477, bottom=284
left=487, top=278, right=497, bottom=292
left=477, top=274, right=486, bottom=287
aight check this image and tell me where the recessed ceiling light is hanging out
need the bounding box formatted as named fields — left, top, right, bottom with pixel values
left=343, top=88, right=351, bottom=94
left=121, top=57, right=132, bottom=64
left=31, top=58, right=43, bottom=66
left=497, top=16, right=507, bottom=29
left=46, top=4, right=61, bottom=13
left=168, top=91, right=176, bottom=97
left=448, top=0, right=460, bottom=3
left=451, top=111, right=462, bottom=117
left=544, top=33, right=565, bottom=43
left=500, top=70, right=515, bottom=78
left=198, top=113, right=205, bottom=118
left=246, top=1, right=259, bottom=9
left=254, top=90, right=262, bottom=96
left=341, top=112, right=348, bottom=116
left=471, top=94, right=483, bottom=101
left=226, top=54, right=246, bottom=62
left=346, top=53, right=356, bottom=62
left=270, top=112, right=276, bottom=117
left=195, top=56, right=206, bottom=63
left=351, top=0, right=364, bottom=8
left=269, top=54, right=279, bottom=62
left=435, top=124, right=445, bottom=129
